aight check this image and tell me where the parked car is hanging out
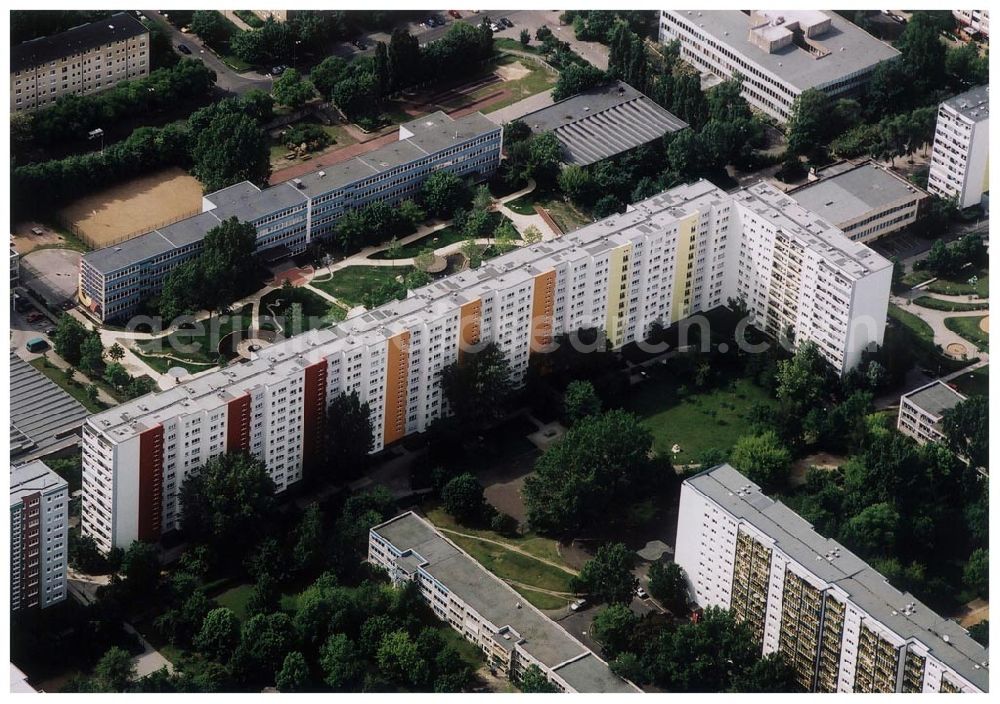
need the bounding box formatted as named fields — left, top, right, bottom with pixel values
left=270, top=65, right=287, bottom=76
left=352, top=37, right=368, bottom=50
left=25, top=337, right=48, bottom=353
left=501, top=17, right=513, bottom=28
left=26, top=311, right=44, bottom=323
left=44, top=327, right=56, bottom=337
left=448, top=10, right=462, bottom=19
left=176, top=43, right=192, bottom=55
left=570, top=598, right=588, bottom=611
left=489, top=22, right=501, bottom=32
left=636, top=586, right=648, bottom=599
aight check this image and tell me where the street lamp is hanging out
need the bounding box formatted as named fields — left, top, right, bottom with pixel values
left=88, top=127, right=104, bottom=155
left=293, top=40, right=302, bottom=69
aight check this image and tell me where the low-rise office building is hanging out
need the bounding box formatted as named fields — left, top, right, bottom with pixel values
left=787, top=161, right=928, bottom=243
left=927, top=85, right=989, bottom=210
left=11, top=460, right=69, bottom=612
left=676, top=464, right=989, bottom=693
left=78, top=110, right=502, bottom=322
left=80, top=178, right=891, bottom=553
left=658, top=10, right=899, bottom=123
left=520, top=80, right=687, bottom=166
left=897, top=379, right=967, bottom=446
left=369, top=512, right=639, bottom=692
left=11, top=12, right=150, bottom=112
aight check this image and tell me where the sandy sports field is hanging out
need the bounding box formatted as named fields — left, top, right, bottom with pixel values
left=58, top=167, right=204, bottom=249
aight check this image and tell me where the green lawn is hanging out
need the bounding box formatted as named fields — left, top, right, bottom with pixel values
left=505, top=195, right=537, bottom=216
left=133, top=350, right=213, bottom=376
left=214, top=583, right=254, bottom=621
left=495, top=38, right=542, bottom=55
left=136, top=304, right=253, bottom=365
left=913, top=296, right=989, bottom=312
left=888, top=303, right=935, bottom=344
left=887, top=303, right=979, bottom=374
left=926, top=269, right=989, bottom=297
left=901, top=269, right=935, bottom=289
left=29, top=357, right=106, bottom=413
left=268, top=121, right=357, bottom=167
left=544, top=199, right=591, bottom=234
left=625, top=376, right=778, bottom=462
left=369, top=226, right=468, bottom=259
left=311, top=266, right=414, bottom=308
left=441, top=532, right=577, bottom=610
left=945, top=315, right=989, bottom=352
left=260, top=286, right=346, bottom=332
left=951, top=365, right=988, bottom=397
left=423, top=506, right=568, bottom=567
left=479, top=55, right=557, bottom=114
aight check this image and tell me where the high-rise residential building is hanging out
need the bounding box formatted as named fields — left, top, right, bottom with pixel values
left=953, top=10, right=989, bottom=37
left=78, top=111, right=502, bottom=322
left=786, top=161, right=928, bottom=244
left=675, top=464, right=989, bottom=693
left=927, top=85, right=990, bottom=210
left=11, top=12, right=150, bottom=112
left=11, top=460, right=69, bottom=612
left=369, top=512, right=639, bottom=692
left=897, top=380, right=967, bottom=447
left=81, top=178, right=890, bottom=552
left=658, top=10, right=899, bottom=123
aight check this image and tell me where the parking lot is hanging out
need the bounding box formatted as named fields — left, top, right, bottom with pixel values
left=19, top=248, right=81, bottom=308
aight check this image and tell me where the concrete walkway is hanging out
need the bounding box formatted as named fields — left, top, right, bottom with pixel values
left=893, top=293, right=989, bottom=358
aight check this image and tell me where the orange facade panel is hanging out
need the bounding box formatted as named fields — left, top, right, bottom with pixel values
left=459, top=298, right=482, bottom=361
left=530, top=270, right=556, bottom=353
left=383, top=330, right=411, bottom=446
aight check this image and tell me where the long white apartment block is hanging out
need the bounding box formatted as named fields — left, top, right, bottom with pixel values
left=81, top=179, right=890, bottom=552
left=927, top=85, right=989, bottom=210
left=11, top=461, right=69, bottom=612
left=658, top=10, right=899, bottom=122
left=369, top=512, right=639, bottom=692
left=676, top=464, right=989, bottom=693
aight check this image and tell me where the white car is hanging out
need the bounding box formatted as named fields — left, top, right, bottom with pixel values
left=635, top=586, right=648, bottom=599
left=570, top=598, right=587, bottom=611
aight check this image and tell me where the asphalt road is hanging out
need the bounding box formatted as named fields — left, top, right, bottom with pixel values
left=141, top=10, right=273, bottom=96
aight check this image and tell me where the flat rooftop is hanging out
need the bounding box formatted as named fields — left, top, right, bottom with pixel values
left=521, top=81, right=687, bottom=165
left=944, top=85, right=989, bottom=122
left=12, top=12, right=148, bottom=72
left=372, top=512, right=638, bottom=693
left=902, top=380, right=968, bottom=418
left=686, top=464, right=989, bottom=693
left=10, top=352, right=88, bottom=461
left=87, top=177, right=887, bottom=443
left=788, top=161, right=927, bottom=225
left=82, top=111, right=499, bottom=275
left=11, top=459, right=67, bottom=506
left=666, top=10, right=900, bottom=92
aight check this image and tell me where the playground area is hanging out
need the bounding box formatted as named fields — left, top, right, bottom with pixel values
left=57, top=167, right=204, bottom=249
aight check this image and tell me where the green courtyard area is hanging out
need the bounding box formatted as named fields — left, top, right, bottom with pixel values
left=625, top=374, right=778, bottom=464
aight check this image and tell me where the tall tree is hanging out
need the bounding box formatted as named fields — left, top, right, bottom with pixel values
left=573, top=542, right=638, bottom=604
left=272, top=68, right=315, bottom=110
left=440, top=342, right=515, bottom=433
left=942, top=396, right=988, bottom=470
left=729, top=431, right=791, bottom=491
left=191, top=112, right=270, bottom=191
left=325, top=391, right=374, bottom=480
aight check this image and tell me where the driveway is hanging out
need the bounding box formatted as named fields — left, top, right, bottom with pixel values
left=141, top=11, right=273, bottom=96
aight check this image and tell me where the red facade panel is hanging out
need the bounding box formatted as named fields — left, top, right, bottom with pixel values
left=137, top=425, right=164, bottom=542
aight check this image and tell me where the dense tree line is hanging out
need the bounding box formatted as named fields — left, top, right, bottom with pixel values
left=915, top=233, right=987, bottom=278
left=12, top=90, right=273, bottom=220
left=51, top=314, right=154, bottom=400
left=21, top=59, right=215, bottom=151
left=561, top=10, right=657, bottom=41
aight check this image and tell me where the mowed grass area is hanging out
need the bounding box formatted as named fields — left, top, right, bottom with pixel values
left=370, top=226, right=468, bottom=259
left=625, top=376, right=778, bottom=462
left=214, top=583, right=254, bottom=621
left=926, top=268, right=989, bottom=297
left=268, top=121, right=358, bottom=167
left=442, top=532, right=576, bottom=610
left=945, top=315, right=989, bottom=351
left=136, top=304, right=253, bottom=365
left=311, top=266, right=414, bottom=308
left=479, top=55, right=557, bottom=114
left=29, top=357, right=106, bottom=413
left=506, top=191, right=591, bottom=233
left=913, top=295, right=989, bottom=312
left=133, top=350, right=213, bottom=376
left=889, top=303, right=935, bottom=344
left=423, top=506, right=569, bottom=568
left=260, top=286, right=346, bottom=332
left=888, top=303, right=978, bottom=374
left=951, top=365, right=988, bottom=396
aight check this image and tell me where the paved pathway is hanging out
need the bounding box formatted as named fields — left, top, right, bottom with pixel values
left=893, top=292, right=989, bottom=359
left=124, top=622, right=175, bottom=677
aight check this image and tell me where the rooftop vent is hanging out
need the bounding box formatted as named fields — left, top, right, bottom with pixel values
left=318, top=171, right=326, bottom=178
left=293, top=178, right=304, bottom=188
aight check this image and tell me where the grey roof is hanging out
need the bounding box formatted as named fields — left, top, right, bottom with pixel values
left=944, top=85, right=989, bottom=122
left=903, top=380, right=967, bottom=419
left=686, top=464, right=990, bottom=693
left=373, top=512, right=638, bottom=692
left=521, top=81, right=687, bottom=165
left=82, top=111, right=499, bottom=273
left=666, top=10, right=900, bottom=92
left=10, top=353, right=88, bottom=461
left=11, top=459, right=67, bottom=506
left=11, top=12, right=148, bottom=72
left=788, top=161, right=927, bottom=225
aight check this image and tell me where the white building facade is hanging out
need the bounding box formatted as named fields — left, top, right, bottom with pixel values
left=953, top=10, right=989, bottom=37
left=927, top=85, right=989, bottom=210
left=81, top=180, right=890, bottom=553
left=676, top=464, right=989, bottom=693
left=897, top=380, right=968, bottom=446
left=658, top=10, right=899, bottom=123
left=11, top=461, right=69, bottom=612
